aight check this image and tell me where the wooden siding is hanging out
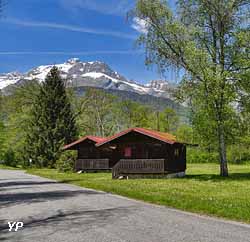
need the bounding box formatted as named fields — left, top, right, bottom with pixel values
left=75, top=159, right=110, bottom=171
left=112, top=159, right=165, bottom=179
left=69, top=130, right=186, bottom=175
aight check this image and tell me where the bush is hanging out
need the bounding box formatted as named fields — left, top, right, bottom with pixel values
left=227, top=145, right=250, bottom=164
left=187, top=145, right=250, bottom=164
left=3, top=149, right=19, bottom=167
left=187, top=147, right=219, bottom=163
left=56, top=150, right=77, bottom=172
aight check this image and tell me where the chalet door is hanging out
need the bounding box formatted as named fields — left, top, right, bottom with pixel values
left=124, top=146, right=132, bottom=158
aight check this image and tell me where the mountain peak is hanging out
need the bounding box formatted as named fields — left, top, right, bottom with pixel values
left=0, top=59, right=175, bottom=100
left=66, top=58, right=80, bottom=65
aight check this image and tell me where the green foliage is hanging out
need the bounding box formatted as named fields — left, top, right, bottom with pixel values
left=158, top=108, right=179, bottom=132
left=1, top=78, right=185, bottom=168
left=187, top=145, right=250, bottom=164
left=227, top=145, right=250, bottom=164
left=0, top=91, right=6, bottom=158
left=2, top=148, right=18, bottom=167
left=56, top=150, right=77, bottom=173
left=0, top=121, right=6, bottom=159
left=0, top=81, right=41, bottom=163
left=25, top=67, right=78, bottom=168
left=117, top=99, right=154, bottom=129
left=76, top=89, right=163, bottom=137
left=187, top=147, right=218, bottom=164
left=1, top=60, right=248, bottom=169
left=133, top=0, right=250, bottom=176
left=77, top=88, right=119, bottom=137
left=176, top=124, right=194, bottom=144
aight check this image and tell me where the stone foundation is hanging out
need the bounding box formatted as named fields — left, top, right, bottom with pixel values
left=118, top=171, right=186, bottom=179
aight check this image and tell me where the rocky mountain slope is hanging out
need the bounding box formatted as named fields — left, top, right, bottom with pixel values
left=0, top=58, right=176, bottom=99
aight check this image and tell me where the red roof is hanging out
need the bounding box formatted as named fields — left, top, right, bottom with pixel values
left=96, top=127, right=178, bottom=147
left=63, top=135, right=107, bottom=150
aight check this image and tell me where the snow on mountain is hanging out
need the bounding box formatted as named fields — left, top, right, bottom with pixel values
left=0, top=72, right=23, bottom=89
left=0, top=58, right=175, bottom=99
left=147, top=80, right=176, bottom=91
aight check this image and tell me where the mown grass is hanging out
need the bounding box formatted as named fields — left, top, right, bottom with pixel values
left=0, top=164, right=22, bottom=170
left=23, top=163, right=250, bottom=223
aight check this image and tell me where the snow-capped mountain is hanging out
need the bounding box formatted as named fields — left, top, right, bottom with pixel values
left=147, top=80, right=176, bottom=91
left=0, top=72, right=24, bottom=89
left=0, top=58, right=175, bottom=99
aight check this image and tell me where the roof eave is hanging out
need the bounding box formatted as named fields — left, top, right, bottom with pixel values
left=96, top=128, right=176, bottom=147
left=63, top=136, right=96, bottom=151
left=96, top=128, right=133, bottom=147
left=134, top=128, right=176, bottom=145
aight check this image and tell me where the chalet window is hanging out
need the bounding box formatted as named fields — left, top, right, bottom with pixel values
left=124, top=147, right=132, bottom=157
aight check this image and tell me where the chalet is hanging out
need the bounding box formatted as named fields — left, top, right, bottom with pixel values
left=64, top=128, right=186, bottom=178
left=63, top=136, right=112, bottom=171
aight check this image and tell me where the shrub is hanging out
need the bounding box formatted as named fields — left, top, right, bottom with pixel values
left=227, top=145, right=250, bottom=164
left=187, top=145, right=250, bottom=164
left=56, top=150, right=77, bottom=172
left=3, top=149, right=18, bottom=167
left=187, top=147, right=218, bottom=163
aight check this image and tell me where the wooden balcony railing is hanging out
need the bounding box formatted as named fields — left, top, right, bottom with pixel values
left=112, top=159, right=165, bottom=179
left=75, top=159, right=109, bottom=171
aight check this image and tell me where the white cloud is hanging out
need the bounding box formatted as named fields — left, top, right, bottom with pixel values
left=2, top=18, right=136, bottom=40
left=131, top=17, right=148, bottom=34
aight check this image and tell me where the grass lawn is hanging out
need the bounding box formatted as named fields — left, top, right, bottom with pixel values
left=0, top=164, right=22, bottom=170
left=24, top=163, right=250, bottom=223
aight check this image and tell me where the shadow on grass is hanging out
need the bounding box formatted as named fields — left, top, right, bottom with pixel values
left=186, top=172, right=250, bottom=181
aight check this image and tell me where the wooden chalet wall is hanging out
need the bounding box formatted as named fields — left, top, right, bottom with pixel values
left=76, top=140, right=113, bottom=167
left=103, top=131, right=186, bottom=173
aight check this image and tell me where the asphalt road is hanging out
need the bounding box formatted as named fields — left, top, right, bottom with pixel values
left=1, top=169, right=250, bottom=242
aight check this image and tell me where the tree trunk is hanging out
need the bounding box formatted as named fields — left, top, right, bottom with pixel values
left=218, top=124, right=228, bottom=177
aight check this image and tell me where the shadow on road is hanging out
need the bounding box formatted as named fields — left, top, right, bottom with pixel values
left=0, top=189, right=102, bottom=209
left=0, top=181, right=58, bottom=187
left=0, top=179, right=84, bottom=188
left=0, top=206, right=135, bottom=234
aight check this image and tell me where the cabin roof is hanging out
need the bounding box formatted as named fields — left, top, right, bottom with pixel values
left=96, top=127, right=178, bottom=147
left=63, top=135, right=107, bottom=150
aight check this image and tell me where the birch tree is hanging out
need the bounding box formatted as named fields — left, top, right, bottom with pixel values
left=132, top=0, right=250, bottom=176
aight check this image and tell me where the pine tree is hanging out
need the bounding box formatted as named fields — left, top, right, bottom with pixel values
left=26, top=67, right=77, bottom=168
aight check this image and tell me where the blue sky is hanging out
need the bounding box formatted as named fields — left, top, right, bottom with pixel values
left=0, top=0, right=177, bottom=84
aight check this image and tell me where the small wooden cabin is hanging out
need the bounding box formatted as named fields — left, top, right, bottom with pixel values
left=63, top=136, right=112, bottom=171
left=95, top=128, right=186, bottom=178
left=64, top=128, right=186, bottom=178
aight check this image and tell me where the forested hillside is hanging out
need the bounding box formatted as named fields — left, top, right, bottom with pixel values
left=0, top=73, right=190, bottom=167
left=1, top=69, right=250, bottom=169
left=75, top=86, right=188, bottom=123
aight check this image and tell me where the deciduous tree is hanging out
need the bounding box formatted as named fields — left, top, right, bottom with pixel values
left=132, top=0, right=250, bottom=176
